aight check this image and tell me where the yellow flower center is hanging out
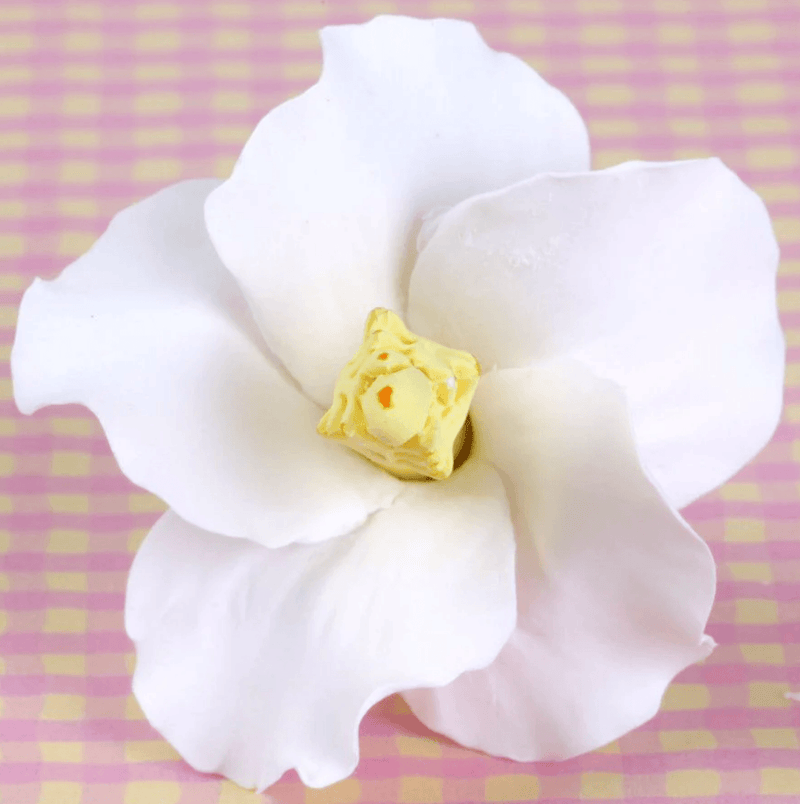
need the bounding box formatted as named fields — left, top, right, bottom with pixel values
left=318, top=308, right=480, bottom=480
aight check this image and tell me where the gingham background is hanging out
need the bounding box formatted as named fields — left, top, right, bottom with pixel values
left=1, top=1, right=799, bottom=802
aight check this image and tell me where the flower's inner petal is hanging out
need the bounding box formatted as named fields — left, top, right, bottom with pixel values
left=407, top=159, right=784, bottom=508
left=404, top=359, right=716, bottom=760
left=205, top=15, right=590, bottom=407
left=12, top=179, right=401, bottom=548
left=126, top=459, right=516, bottom=791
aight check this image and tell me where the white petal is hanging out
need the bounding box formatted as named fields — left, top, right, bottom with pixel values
left=125, top=460, right=516, bottom=790
left=404, top=361, right=716, bottom=760
left=12, top=180, right=400, bottom=547
left=408, top=158, right=784, bottom=508
left=205, top=15, right=589, bottom=407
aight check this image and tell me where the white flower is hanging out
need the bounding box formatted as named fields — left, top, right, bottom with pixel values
left=11, top=16, right=783, bottom=793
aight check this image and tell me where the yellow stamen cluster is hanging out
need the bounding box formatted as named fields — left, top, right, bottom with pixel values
left=318, top=308, right=480, bottom=480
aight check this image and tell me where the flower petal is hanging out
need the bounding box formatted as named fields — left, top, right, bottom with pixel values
left=408, top=158, right=784, bottom=508
left=12, top=179, right=400, bottom=547
left=205, top=15, right=590, bottom=407
left=404, top=360, right=716, bottom=760
left=125, top=459, right=516, bottom=790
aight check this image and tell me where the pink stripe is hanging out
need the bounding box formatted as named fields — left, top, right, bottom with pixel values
left=2, top=137, right=797, bottom=171
left=0, top=746, right=794, bottom=784
left=0, top=720, right=156, bottom=742
left=0, top=592, right=124, bottom=609
left=0, top=762, right=201, bottom=784
left=685, top=496, right=800, bottom=517
left=0, top=554, right=133, bottom=572
left=0, top=632, right=132, bottom=654
left=4, top=63, right=800, bottom=95
left=0, top=675, right=130, bottom=696
left=705, top=624, right=800, bottom=643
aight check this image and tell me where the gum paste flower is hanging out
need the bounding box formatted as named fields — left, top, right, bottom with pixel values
left=12, top=15, right=784, bottom=793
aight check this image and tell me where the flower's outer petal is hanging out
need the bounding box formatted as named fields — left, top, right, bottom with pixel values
left=205, top=15, right=590, bottom=407
left=125, top=459, right=516, bottom=791
left=408, top=159, right=784, bottom=508
left=12, top=179, right=401, bottom=547
left=404, top=361, right=716, bottom=760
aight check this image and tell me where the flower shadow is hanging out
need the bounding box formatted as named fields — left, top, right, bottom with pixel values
left=362, top=693, right=464, bottom=751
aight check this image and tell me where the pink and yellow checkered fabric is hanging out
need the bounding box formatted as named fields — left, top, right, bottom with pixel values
left=1, top=1, right=799, bottom=802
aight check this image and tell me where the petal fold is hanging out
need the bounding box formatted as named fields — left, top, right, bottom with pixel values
left=404, top=360, right=716, bottom=760
left=12, top=179, right=400, bottom=547
left=126, top=460, right=516, bottom=790
left=408, top=158, right=784, bottom=507
left=205, top=15, right=589, bottom=407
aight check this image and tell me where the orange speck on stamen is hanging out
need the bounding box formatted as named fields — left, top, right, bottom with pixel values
left=378, top=386, right=393, bottom=408
left=378, top=352, right=389, bottom=360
